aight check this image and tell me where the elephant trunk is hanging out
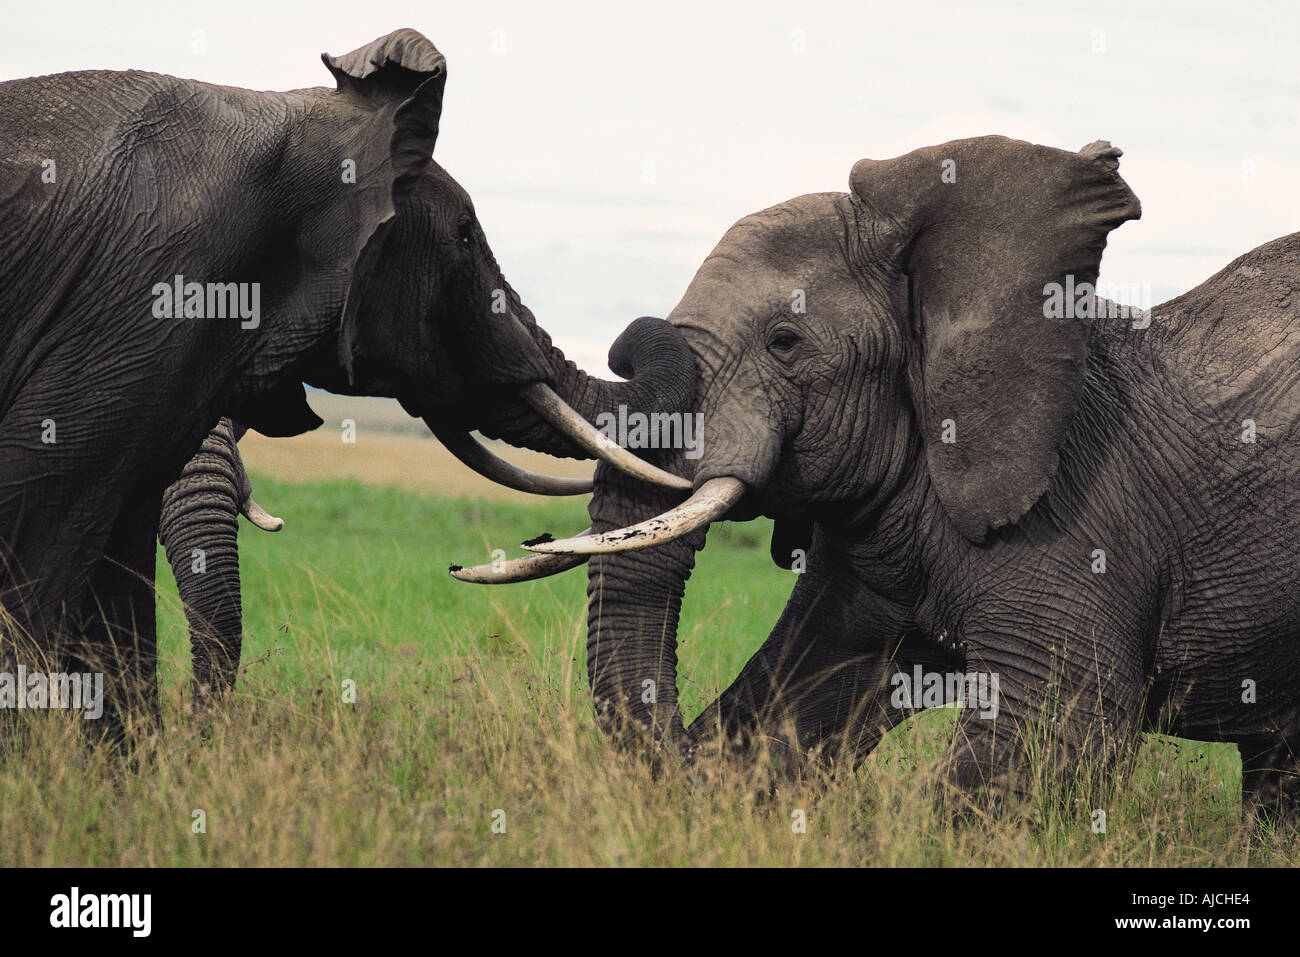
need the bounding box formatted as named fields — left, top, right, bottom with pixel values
left=539, top=332, right=788, bottom=753
left=159, top=419, right=245, bottom=705
left=584, top=451, right=704, bottom=753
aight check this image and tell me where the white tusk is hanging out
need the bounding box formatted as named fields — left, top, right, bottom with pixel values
left=522, top=477, right=745, bottom=555
left=519, top=383, right=691, bottom=491
left=241, top=497, right=283, bottom=532
left=430, top=424, right=593, bottom=496
left=449, top=530, right=593, bottom=584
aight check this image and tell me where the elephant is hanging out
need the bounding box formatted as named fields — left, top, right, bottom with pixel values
left=158, top=418, right=282, bottom=710
left=0, top=28, right=696, bottom=740
left=461, top=136, right=1300, bottom=822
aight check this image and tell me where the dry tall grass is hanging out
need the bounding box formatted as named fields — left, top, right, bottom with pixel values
left=0, top=478, right=1292, bottom=866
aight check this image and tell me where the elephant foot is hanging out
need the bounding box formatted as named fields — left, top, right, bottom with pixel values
left=1239, top=737, right=1300, bottom=833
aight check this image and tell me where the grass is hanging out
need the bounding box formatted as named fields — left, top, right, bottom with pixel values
left=0, top=474, right=1295, bottom=866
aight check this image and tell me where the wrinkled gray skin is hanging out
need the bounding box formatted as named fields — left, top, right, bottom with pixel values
left=0, top=29, right=695, bottom=740
left=158, top=418, right=275, bottom=708
left=582, top=136, right=1300, bottom=822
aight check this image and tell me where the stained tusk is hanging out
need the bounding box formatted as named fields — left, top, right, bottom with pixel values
left=519, top=383, right=691, bottom=491
left=430, top=423, right=594, bottom=496
left=449, top=529, right=593, bottom=584
left=522, top=477, right=745, bottom=555
left=241, top=497, right=284, bottom=532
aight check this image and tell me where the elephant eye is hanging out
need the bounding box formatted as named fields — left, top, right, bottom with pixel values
left=457, top=217, right=474, bottom=245
left=767, top=327, right=802, bottom=360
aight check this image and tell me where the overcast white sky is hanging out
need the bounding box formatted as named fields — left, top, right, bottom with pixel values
left=5, top=0, right=1297, bottom=372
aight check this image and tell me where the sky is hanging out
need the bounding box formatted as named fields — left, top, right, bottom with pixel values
left=4, top=0, right=1297, bottom=373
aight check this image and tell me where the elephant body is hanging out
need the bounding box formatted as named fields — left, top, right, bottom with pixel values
left=697, top=232, right=1299, bottom=797
left=0, top=30, right=695, bottom=739
left=534, top=137, right=1299, bottom=820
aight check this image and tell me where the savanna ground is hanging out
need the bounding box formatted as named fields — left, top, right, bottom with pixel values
left=0, top=412, right=1296, bottom=866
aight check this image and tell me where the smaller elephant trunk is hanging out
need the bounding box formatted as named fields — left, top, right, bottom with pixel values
left=159, top=419, right=247, bottom=705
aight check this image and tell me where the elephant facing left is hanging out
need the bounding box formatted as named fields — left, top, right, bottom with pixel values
left=0, top=29, right=696, bottom=741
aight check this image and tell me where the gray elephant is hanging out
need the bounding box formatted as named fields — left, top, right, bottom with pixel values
left=0, top=29, right=694, bottom=740
left=159, top=418, right=281, bottom=709
left=464, top=136, right=1300, bottom=822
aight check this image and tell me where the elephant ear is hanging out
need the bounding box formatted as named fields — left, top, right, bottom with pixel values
left=322, top=30, right=448, bottom=381
left=849, top=136, right=1140, bottom=541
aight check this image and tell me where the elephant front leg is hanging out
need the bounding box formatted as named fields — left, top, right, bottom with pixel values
left=70, top=484, right=163, bottom=744
left=1239, top=735, right=1300, bottom=830
left=938, top=622, right=1149, bottom=818
left=687, top=539, right=958, bottom=775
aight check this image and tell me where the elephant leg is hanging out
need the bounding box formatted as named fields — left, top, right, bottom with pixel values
left=1, top=378, right=204, bottom=745
left=69, top=484, right=163, bottom=744
left=0, top=440, right=119, bottom=704
left=687, top=537, right=958, bottom=773
left=1239, top=735, right=1300, bottom=829
left=939, top=621, right=1149, bottom=817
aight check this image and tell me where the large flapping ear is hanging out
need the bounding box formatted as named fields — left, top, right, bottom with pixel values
left=322, top=29, right=448, bottom=381
left=850, top=136, right=1140, bottom=541
left=322, top=28, right=447, bottom=199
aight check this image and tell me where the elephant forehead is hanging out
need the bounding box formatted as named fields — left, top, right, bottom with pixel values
left=680, top=263, right=786, bottom=313
left=722, top=195, right=849, bottom=262
left=676, top=250, right=822, bottom=317
left=673, top=260, right=865, bottom=333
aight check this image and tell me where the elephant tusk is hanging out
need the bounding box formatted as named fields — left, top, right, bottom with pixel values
left=430, top=423, right=594, bottom=496
left=240, top=497, right=284, bottom=532
left=449, top=530, right=593, bottom=584
left=522, top=477, right=745, bottom=555
left=519, top=383, right=692, bottom=491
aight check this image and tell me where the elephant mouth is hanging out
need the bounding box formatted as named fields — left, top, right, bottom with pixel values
left=425, top=313, right=701, bottom=502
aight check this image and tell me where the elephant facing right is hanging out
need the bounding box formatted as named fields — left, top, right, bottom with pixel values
left=474, top=135, right=1300, bottom=823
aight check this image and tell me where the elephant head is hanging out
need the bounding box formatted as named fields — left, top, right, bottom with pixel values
left=267, top=30, right=696, bottom=495
left=159, top=418, right=281, bottom=708
left=493, top=136, right=1141, bottom=746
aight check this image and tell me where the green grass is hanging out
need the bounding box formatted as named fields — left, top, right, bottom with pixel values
left=0, top=475, right=1294, bottom=866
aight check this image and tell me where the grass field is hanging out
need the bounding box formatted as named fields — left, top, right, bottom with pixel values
left=0, top=471, right=1296, bottom=866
